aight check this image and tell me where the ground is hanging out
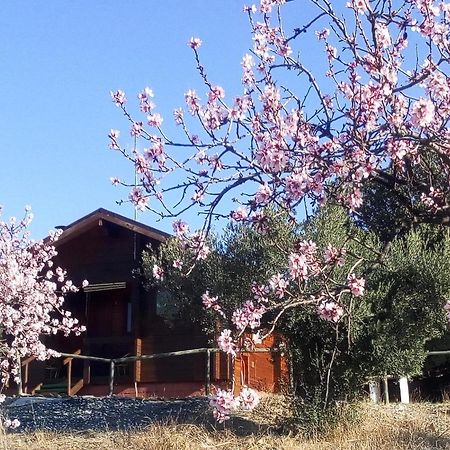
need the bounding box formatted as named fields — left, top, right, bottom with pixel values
left=1, top=395, right=450, bottom=449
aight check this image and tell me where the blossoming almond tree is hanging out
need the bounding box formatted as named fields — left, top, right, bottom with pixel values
left=110, top=0, right=450, bottom=419
left=0, top=206, right=85, bottom=411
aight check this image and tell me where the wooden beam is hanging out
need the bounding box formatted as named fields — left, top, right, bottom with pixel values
left=205, top=349, right=211, bottom=396
left=108, top=360, right=115, bottom=397
left=70, top=379, right=84, bottom=396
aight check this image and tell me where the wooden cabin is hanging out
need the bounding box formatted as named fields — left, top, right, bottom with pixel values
left=20, top=208, right=288, bottom=398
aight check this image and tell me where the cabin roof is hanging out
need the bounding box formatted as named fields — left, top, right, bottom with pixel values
left=54, top=208, right=171, bottom=246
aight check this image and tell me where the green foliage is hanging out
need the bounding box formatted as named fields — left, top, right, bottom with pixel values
left=363, top=227, right=450, bottom=376
left=141, top=209, right=296, bottom=335
left=142, top=205, right=449, bottom=420
left=284, top=210, right=449, bottom=419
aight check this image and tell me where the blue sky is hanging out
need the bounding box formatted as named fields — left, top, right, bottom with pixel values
left=0, top=0, right=321, bottom=238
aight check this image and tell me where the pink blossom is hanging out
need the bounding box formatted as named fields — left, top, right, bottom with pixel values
left=196, top=243, right=210, bottom=260
left=411, top=98, right=435, bottom=128
left=173, top=108, right=184, bottom=125
left=138, top=87, right=155, bottom=113
left=241, top=54, right=255, bottom=86
left=375, top=23, right=391, bottom=48
left=231, top=95, right=252, bottom=120
left=202, top=290, right=218, bottom=309
left=130, top=121, right=143, bottom=137
left=255, top=144, right=288, bottom=173
left=0, top=207, right=84, bottom=385
left=209, top=388, right=239, bottom=423
left=318, top=300, right=344, bottom=323
left=185, top=89, right=200, bottom=115
left=346, top=0, right=369, bottom=14
left=232, top=300, right=266, bottom=330
left=316, top=29, right=330, bottom=40
left=138, top=87, right=154, bottom=101
left=188, top=37, right=202, bottom=49
left=347, top=274, right=365, bottom=297
left=186, top=231, right=211, bottom=261
left=108, top=129, right=120, bottom=149
left=202, top=291, right=225, bottom=317
left=239, top=386, right=260, bottom=410
left=269, top=273, right=289, bottom=298
left=231, top=207, right=248, bottom=222
left=208, top=85, right=225, bottom=103
left=4, top=418, right=20, bottom=429
left=444, top=300, right=450, bottom=320
left=217, top=329, right=237, bottom=356
left=128, top=187, right=148, bottom=211
left=288, top=252, right=309, bottom=280
left=172, top=259, right=183, bottom=269
left=251, top=282, right=270, bottom=303
left=254, top=183, right=272, bottom=205
left=172, top=220, right=189, bottom=236
left=147, top=113, right=163, bottom=127
left=324, top=245, right=346, bottom=266
left=152, top=264, right=164, bottom=281
left=110, top=89, right=126, bottom=106
left=243, top=4, right=257, bottom=14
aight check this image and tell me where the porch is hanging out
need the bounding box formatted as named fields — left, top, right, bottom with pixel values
left=17, top=345, right=286, bottom=398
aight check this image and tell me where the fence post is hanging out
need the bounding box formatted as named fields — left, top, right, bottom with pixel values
left=205, top=349, right=211, bottom=396
left=108, top=360, right=115, bottom=397
left=16, top=355, right=23, bottom=396
left=368, top=380, right=381, bottom=403
left=383, top=376, right=390, bottom=404
left=399, top=377, right=410, bottom=404
left=67, top=359, right=72, bottom=396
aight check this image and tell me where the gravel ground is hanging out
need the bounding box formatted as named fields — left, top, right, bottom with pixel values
left=1, top=396, right=210, bottom=433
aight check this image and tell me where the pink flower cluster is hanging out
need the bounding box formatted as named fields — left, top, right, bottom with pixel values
left=231, top=300, right=266, bottom=331
left=0, top=207, right=85, bottom=386
left=217, top=329, right=237, bottom=356
left=152, top=264, right=164, bottom=281
left=324, top=245, right=346, bottom=266
left=318, top=300, right=344, bottom=323
left=209, top=386, right=260, bottom=423
left=201, top=291, right=225, bottom=317
left=347, top=274, right=365, bottom=297
left=4, top=418, right=20, bottom=429
left=268, top=273, right=289, bottom=298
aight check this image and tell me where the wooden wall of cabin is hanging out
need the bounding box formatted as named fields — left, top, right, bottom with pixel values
left=232, top=334, right=289, bottom=394
left=53, top=221, right=158, bottom=285
left=51, top=220, right=162, bottom=357
left=135, top=333, right=208, bottom=383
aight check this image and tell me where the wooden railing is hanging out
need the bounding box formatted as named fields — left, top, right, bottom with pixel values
left=16, top=346, right=283, bottom=397
left=63, top=349, right=85, bottom=396
left=17, top=348, right=450, bottom=399
left=20, top=356, right=42, bottom=395
left=58, top=346, right=283, bottom=397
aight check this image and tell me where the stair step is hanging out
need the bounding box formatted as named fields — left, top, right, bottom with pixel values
left=36, top=383, right=68, bottom=393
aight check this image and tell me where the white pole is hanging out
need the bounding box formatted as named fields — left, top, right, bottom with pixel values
left=399, top=377, right=410, bottom=404
left=368, top=380, right=381, bottom=403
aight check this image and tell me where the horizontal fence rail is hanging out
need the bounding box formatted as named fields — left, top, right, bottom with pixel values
left=426, top=351, right=450, bottom=356
left=24, top=346, right=285, bottom=397
left=20, top=348, right=447, bottom=399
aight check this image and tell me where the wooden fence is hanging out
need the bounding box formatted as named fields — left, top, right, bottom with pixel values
left=19, top=347, right=283, bottom=397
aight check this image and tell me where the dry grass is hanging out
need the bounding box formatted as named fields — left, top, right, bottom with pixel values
left=2, top=398, right=450, bottom=450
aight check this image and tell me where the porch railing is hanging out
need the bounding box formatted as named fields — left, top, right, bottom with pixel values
left=20, top=346, right=284, bottom=397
